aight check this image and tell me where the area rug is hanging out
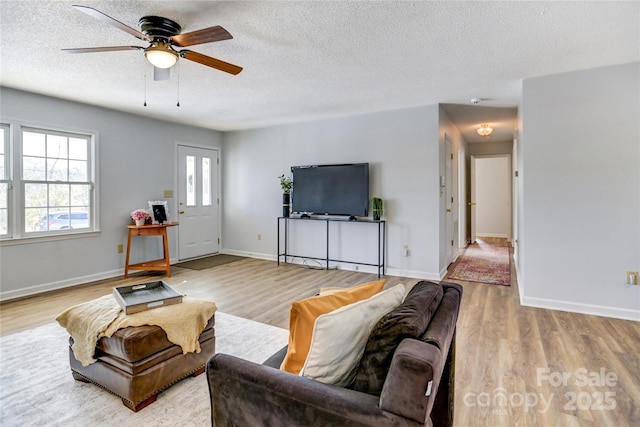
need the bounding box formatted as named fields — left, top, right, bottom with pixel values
left=0, top=312, right=288, bottom=427
left=446, top=240, right=511, bottom=286
left=174, top=254, right=246, bottom=271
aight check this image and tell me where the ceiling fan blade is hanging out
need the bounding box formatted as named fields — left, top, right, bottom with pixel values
left=62, top=46, right=143, bottom=53
left=181, top=50, right=243, bottom=75
left=154, top=67, right=170, bottom=81
left=170, top=25, right=232, bottom=47
left=72, top=5, right=151, bottom=42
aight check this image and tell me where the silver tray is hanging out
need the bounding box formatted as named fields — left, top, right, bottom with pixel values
left=113, top=281, right=182, bottom=314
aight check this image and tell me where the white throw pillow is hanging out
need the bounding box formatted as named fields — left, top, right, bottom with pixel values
left=299, top=284, right=405, bottom=386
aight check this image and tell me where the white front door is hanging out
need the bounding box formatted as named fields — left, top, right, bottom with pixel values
left=177, top=145, right=220, bottom=260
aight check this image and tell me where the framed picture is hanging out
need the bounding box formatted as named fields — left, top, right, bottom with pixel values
left=148, top=200, right=169, bottom=224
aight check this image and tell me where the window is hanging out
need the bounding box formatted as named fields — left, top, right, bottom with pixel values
left=0, top=123, right=97, bottom=240
left=0, top=124, right=9, bottom=237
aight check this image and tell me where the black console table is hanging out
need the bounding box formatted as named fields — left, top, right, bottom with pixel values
left=277, top=217, right=386, bottom=278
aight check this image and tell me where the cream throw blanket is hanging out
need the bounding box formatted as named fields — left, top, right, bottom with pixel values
left=56, top=295, right=217, bottom=367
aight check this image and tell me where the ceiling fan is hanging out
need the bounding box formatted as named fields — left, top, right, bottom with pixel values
left=62, top=5, right=242, bottom=81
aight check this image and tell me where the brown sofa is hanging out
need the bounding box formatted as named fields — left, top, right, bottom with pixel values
left=207, top=281, right=462, bottom=427
left=69, top=315, right=215, bottom=411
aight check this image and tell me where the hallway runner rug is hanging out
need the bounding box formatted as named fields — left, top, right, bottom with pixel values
left=446, top=240, right=511, bottom=286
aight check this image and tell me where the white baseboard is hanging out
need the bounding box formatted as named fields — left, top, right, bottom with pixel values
left=221, top=249, right=276, bottom=261
left=387, top=267, right=441, bottom=282
left=1, top=268, right=124, bottom=301
left=521, top=295, right=640, bottom=322
left=0, top=250, right=443, bottom=301
left=0, top=256, right=181, bottom=302
left=223, top=249, right=442, bottom=281
left=476, top=233, right=509, bottom=238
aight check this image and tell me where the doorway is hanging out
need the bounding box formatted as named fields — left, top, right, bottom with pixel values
left=445, top=135, right=455, bottom=264
left=177, top=144, right=221, bottom=260
left=470, top=155, right=512, bottom=243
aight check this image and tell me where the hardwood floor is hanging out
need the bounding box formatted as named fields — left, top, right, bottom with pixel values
left=1, top=253, right=638, bottom=426
left=0, top=260, right=415, bottom=335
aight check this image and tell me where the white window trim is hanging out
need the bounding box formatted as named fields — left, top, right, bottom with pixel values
left=0, top=118, right=100, bottom=244
left=0, top=123, right=10, bottom=238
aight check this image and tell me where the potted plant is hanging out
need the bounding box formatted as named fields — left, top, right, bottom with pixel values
left=131, top=209, right=151, bottom=226
left=279, top=175, right=293, bottom=217
left=372, top=197, right=383, bottom=221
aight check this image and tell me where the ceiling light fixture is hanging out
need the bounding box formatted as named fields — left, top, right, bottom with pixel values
left=144, top=42, right=178, bottom=69
left=477, top=123, right=493, bottom=136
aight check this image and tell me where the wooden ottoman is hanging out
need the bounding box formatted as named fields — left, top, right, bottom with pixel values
left=68, top=315, right=215, bottom=411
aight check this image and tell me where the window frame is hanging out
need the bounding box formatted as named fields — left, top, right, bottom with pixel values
left=0, top=123, right=10, bottom=238
left=0, top=120, right=99, bottom=244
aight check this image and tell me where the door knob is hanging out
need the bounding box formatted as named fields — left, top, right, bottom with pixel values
left=446, top=208, right=452, bottom=212
left=179, top=210, right=185, bottom=214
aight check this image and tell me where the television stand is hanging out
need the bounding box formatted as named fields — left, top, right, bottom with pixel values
left=277, top=217, right=385, bottom=278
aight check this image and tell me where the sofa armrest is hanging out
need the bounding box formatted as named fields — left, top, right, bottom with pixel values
left=207, top=353, right=422, bottom=427
left=379, top=338, right=443, bottom=425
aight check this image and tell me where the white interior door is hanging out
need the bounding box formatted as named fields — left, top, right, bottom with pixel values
left=445, top=135, right=454, bottom=264
left=177, top=145, right=220, bottom=260
left=470, top=156, right=477, bottom=244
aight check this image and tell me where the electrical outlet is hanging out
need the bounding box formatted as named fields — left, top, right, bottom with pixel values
left=117, top=244, right=123, bottom=254
left=626, top=271, right=639, bottom=285
left=257, top=234, right=262, bottom=241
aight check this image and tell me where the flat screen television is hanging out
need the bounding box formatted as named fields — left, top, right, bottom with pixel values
left=291, top=163, right=369, bottom=217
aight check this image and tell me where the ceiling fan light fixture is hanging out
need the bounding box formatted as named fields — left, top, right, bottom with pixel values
left=477, top=123, right=494, bottom=136
left=144, top=43, right=178, bottom=69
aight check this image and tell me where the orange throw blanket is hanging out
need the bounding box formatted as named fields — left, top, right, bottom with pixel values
left=56, top=294, right=217, bottom=367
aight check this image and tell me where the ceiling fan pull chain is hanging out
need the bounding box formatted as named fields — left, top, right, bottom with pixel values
left=143, top=72, right=147, bottom=107
left=176, top=63, right=180, bottom=107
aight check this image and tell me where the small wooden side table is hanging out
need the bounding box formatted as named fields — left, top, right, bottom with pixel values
left=124, top=222, right=178, bottom=278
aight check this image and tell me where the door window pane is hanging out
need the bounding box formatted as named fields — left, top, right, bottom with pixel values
left=186, top=155, right=196, bottom=206
left=202, top=157, right=211, bottom=206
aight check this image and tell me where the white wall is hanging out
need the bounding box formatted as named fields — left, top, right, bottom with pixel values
left=520, top=62, right=640, bottom=321
left=468, top=140, right=513, bottom=157
left=475, top=156, right=511, bottom=238
left=221, top=105, right=443, bottom=279
left=0, top=88, right=222, bottom=299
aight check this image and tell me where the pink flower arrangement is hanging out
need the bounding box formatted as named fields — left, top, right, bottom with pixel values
left=131, top=209, right=151, bottom=221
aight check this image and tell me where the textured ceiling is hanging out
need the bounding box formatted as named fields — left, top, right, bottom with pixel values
left=1, top=1, right=638, bottom=134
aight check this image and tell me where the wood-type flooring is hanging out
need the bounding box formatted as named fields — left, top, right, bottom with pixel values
left=1, top=251, right=638, bottom=426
